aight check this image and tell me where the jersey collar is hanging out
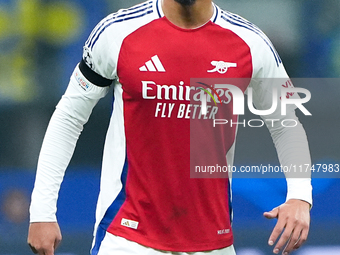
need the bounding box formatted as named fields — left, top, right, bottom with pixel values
left=156, top=0, right=219, bottom=24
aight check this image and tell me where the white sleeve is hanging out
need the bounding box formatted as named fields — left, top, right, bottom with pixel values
left=29, top=65, right=110, bottom=222
left=248, top=38, right=312, bottom=205
left=251, top=83, right=313, bottom=205
left=266, top=111, right=312, bottom=205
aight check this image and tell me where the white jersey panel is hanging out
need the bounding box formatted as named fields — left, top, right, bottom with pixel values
left=93, top=83, right=126, bottom=234
left=83, top=0, right=161, bottom=80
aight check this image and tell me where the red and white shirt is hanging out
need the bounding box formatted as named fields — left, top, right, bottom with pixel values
left=30, top=0, right=312, bottom=254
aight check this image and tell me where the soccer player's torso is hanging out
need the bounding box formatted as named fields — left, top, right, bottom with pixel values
left=88, top=0, right=266, bottom=252
left=113, top=17, right=252, bottom=252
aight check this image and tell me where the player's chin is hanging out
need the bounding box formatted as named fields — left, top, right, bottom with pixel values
left=174, top=0, right=196, bottom=6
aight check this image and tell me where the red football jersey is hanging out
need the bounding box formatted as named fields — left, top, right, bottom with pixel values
left=79, top=0, right=286, bottom=253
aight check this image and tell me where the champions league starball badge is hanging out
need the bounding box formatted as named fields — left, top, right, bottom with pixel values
left=83, top=46, right=94, bottom=69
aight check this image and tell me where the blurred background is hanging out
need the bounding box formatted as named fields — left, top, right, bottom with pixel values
left=0, top=0, right=339, bottom=254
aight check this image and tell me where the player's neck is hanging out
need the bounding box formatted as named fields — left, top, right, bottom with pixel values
left=162, top=0, right=214, bottom=29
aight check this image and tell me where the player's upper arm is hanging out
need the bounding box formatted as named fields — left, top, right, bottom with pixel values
left=82, top=13, right=118, bottom=83
left=246, top=33, right=301, bottom=120
left=56, top=16, right=119, bottom=123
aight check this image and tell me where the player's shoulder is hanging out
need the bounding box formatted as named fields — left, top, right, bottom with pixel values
left=85, top=0, right=160, bottom=49
left=214, top=5, right=269, bottom=43
left=214, top=5, right=263, bottom=38
left=105, top=0, right=157, bottom=27
left=214, top=4, right=282, bottom=67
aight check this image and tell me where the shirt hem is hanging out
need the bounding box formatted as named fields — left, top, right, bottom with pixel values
left=107, top=228, right=234, bottom=252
